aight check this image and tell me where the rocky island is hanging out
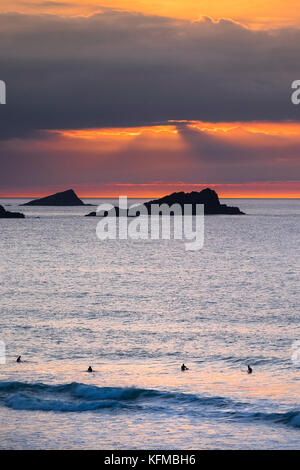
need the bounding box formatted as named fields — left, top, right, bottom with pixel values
left=85, top=188, right=245, bottom=216
left=22, top=189, right=90, bottom=206
left=0, top=205, right=25, bottom=218
left=143, top=188, right=244, bottom=215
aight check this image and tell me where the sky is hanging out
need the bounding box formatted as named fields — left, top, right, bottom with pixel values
left=0, top=1, right=299, bottom=197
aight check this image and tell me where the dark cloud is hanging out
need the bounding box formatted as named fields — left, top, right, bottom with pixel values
left=176, top=124, right=300, bottom=182
left=177, top=124, right=300, bottom=164
left=0, top=11, right=300, bottom=140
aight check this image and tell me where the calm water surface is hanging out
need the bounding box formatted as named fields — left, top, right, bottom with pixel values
left=0, top=198, right=299, bottom=449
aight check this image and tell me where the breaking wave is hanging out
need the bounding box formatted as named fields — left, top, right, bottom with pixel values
left=0, top=380, right=299, bottom=428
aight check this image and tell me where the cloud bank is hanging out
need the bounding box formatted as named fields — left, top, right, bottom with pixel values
left=0, top=10, right=299, bottom=195
left=0, top=10, right=300, bottom=140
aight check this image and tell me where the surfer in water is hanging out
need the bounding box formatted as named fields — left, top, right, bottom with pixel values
left=181, top=364, right=189, bottom=371
left=16, top=356, right=22, bottom=363
left=87, top=366, right=93, bottom=372
left=247, top=365, right=253, bottom=374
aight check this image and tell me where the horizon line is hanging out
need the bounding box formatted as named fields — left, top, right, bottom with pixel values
left=0, top=194, right=299, bottom=200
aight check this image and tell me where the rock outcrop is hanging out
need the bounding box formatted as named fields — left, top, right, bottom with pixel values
left=85, top=188, right=245, bottom=216
left=0, top=205, right=25, bottom=218
left=143, top=188, right=244, bottom=215
left=22, top=189, right=88, bottom=206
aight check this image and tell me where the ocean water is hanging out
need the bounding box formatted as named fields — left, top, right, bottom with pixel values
left=0, top=198, right=299, bottom=449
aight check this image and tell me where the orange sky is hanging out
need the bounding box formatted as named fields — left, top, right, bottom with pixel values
left=1, top=4, right=300, bottom=198
left=2, top=182, right=299, bottom=199
left=3, top=0, right=300, bottom=29
left=1, top=121, right=299, bottom=198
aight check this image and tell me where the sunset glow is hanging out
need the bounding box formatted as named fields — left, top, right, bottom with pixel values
left=0, top=121, right=299, bottom=198
left=1, top=5, right=300, bottom=199
left=3, top=0, right=300, bottom=29
left=1, top=1, right=300, bottom=452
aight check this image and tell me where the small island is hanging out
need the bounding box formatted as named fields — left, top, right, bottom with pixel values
left=143, top=188, right=244, bottom=215
left=0, top=205, right=25, bottom=218
left=85, top=188, right=245, bottom=216
left=22, top=189, right=90, bottom=206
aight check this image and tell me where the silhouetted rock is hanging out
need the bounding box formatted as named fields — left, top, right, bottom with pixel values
left=143, top=188, right=245, bottom=215
left=85, top=188, right=245, bottom=216
left=0, top=205, right=25, bottom=218
left=22, top=189, right=89, bottom=206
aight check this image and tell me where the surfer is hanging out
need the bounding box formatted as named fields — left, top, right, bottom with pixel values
left=247, top=365, right=253, bottom=374
left=181, top=363, right=189, bottom=371
left=87, top=366, right=93, bottom=372
left=16, top=356, right=22, bottom=363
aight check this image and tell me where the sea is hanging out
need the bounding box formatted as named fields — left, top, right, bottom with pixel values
left=0, top=198, right=299, bottom=449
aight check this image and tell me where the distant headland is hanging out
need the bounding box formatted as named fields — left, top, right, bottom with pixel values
left=21, top=189, right=91, bottom=206
left=86, top=188, right=245, bottom=216
left=0, top=205, right=25, bottom=218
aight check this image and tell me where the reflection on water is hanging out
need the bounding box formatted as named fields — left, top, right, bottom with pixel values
left=0, top=199, right=299, bottom=449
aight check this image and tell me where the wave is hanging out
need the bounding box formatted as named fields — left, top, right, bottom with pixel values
left=230, top=409, right=300, bottom=429
left=0, top=381, right=161, bottom=400
left=0, top=381, right=165, bottom=412
left=0, top=381, right=242, bottom=413
left=6, top=394, right=128, bottom=412
left=0, top=380, right=299, bottom=428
